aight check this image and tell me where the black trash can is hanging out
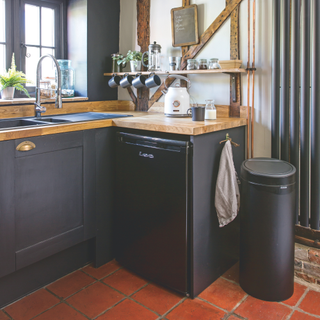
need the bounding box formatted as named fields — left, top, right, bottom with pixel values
left=239, top=158, right=296, bottom=301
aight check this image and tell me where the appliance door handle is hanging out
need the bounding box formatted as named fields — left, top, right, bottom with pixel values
left=117, top=132, right=189, bottom=149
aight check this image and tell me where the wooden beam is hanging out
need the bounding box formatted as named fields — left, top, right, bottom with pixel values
left=295, top=235, right=320, bottom=249
left=181, top=0, right=190, bottom=87
left=137, top=0, right=150, bottom=53
left=149, top=0, right=243, bottom=108
left=136, top=0, right=150, bottom=111
left=227, top=0, right=241, bottom=117
left=295, top=225, right=320, bottom=241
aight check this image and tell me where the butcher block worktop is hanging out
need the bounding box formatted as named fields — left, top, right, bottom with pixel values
left=112, top=113, right=247, bottom=135
left=0, top=101, right=247, bottom=141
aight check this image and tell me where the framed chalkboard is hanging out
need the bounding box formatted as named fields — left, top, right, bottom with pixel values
left=171, top=5, right=199, bottom=47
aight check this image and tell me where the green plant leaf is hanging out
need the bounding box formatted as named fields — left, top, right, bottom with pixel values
left=0, top=53, right=32, bottom=98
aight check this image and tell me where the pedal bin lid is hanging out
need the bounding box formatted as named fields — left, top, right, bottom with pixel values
left=241, top=158, right=296, bottom=186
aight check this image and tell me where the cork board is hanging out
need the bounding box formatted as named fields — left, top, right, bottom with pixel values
left=171, top=4, right=199, bottom=47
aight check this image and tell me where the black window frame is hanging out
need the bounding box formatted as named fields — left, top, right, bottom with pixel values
left=2, top=0, right=67, bottom=97
left=0, top=0, right=12, bottom=72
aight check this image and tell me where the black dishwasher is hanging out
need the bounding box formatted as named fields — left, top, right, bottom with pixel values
left=115, top=132, right=191, bottom=295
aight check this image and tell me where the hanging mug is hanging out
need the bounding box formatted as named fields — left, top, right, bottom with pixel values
left=132, top=73, right=146, bottom=88
left=120, top=73, right=134, bottom=88
left=108, top=74, right=121, bottom=88
left=145, top=73, right=161, bottom=89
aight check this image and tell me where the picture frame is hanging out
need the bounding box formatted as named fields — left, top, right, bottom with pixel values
left=171, top=4, right=199, bottom=47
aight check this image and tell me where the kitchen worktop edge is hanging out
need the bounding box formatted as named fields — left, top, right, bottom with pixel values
left=0, top=112, right=247, bottom=141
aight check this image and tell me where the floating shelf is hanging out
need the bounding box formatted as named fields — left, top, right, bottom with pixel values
left=103, top=68, right=246, bottom=76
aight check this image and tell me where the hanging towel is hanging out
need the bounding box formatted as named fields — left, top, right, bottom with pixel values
left=215, top=140, right=240, bottom=227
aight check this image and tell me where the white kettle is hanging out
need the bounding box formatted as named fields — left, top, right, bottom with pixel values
left=162, top=75, right=191, bottom=117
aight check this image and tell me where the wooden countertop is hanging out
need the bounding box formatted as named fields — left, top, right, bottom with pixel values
left=112, top=113, right=247, bottom=135
left=0, top=111, right=246, bottom=141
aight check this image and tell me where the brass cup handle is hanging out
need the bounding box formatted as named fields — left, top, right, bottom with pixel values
left=16, top=141, right=36, bottom=152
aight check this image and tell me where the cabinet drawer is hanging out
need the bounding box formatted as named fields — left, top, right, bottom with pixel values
left=14, top=131, right=83, bottom=158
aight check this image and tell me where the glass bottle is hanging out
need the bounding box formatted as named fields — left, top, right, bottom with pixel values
left=198, top=59, right=208, bottom=70
left=209, top=58, right=221, bottom=69
left=187, top=59, right=198, bottom=70
left=57, top=60, right=75, bottom=98
left=205, top=99, right=217, bottom=120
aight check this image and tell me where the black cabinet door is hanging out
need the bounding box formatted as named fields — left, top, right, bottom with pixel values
left=0, top=140, right=15, bottom=278
left=13, top=131, right=96, bottom=270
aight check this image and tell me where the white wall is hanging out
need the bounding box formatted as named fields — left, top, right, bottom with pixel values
left=119, top=0, right=272, bottom=157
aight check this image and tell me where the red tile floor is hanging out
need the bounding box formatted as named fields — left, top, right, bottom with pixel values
left=1, top=260, right=320, bottom=320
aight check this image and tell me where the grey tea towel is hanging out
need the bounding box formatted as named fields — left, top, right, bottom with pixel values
left=215, top=140, right=240, bottom=227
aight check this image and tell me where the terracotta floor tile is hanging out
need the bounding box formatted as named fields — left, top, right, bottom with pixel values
left=46, top=270, right=95, bottom=298
left=132, top=283, right=183, bottom=315
left=82, top=259, right=121, bottom=279
left=299, top=290, right=320, bottom=316
left=102, top=268, right=148, bottom=295
left=198, top=277, right=246, bottom=311
left=66, top=282, right=124, bottom=318
left=235, top=295, right=292, bottom=320
left=227, top=315, right=243, bottom=320
left=33, top=303, right=87, bottom=320
left=291, top=311, right=320, bottom=320
left=96, top=299, right=158, bottom=320
left=0, top=311, right=10, bottom=320
left=166, top=298, right=227, bottom=320
left=4, top=289, right=59, bottom=320
left=282, top=282, right=308, bottom=307
left=222, top=262, right=240, bottom=284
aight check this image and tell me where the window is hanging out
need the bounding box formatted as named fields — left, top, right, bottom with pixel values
left=1, top=0, right=66, bottom=95
left=0, top=0, right=7, bottom=73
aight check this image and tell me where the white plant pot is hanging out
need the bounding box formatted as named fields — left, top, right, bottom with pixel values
left=130, top=60, right=141, bottom=72
left=1, top=87, right=15, bottom=100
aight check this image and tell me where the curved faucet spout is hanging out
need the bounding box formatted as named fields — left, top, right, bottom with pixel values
left=35, top=54, right=62, bottom=117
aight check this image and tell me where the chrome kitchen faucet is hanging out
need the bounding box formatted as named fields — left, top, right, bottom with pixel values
left=34, top=54, right=62, bottom=117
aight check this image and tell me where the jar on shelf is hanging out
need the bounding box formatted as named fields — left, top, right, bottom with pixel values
left=209, top=58, right=221, bottom=69
left=39, top=80, right=51, bottom=99
left=187, top=59, right=198, bottom=70
left=111, top=53, right=126, bottom=73
left=205, top=99, right=217, bottom=120
left=57, top=60, right=75, bottom=98
left=198, top=59, right=208, bottom=70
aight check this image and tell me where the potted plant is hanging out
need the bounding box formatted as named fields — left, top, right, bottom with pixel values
left=118, top=50, right=146, bottom=72
left=0, top=53, right=31, bottom=100
left=111, top=53, right=127, bottom=73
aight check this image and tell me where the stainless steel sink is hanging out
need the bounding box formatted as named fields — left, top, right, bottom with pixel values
left=0, top=119, right=46, bottom=129
left=35, top=118, right=71, bottom=123
left=0, top=112, right=132, bottom=130
left=39, top=112, right=132, bottom=122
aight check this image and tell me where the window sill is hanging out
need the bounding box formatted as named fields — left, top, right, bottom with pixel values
left=0, top=96, right=89, bottom=106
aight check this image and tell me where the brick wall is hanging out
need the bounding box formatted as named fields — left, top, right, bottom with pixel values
left=295, top=243, right=320, bottom=285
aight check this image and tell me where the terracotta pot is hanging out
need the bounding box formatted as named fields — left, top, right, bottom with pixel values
left=1, top=87, right=15, bottom=100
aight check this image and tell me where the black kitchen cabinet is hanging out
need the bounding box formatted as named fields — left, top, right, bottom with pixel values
left=0, top=128, right=114, bottom=307
left=13, top=131, right=95, bottom=270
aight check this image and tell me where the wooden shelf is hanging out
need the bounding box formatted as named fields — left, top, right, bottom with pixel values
left=103, top=68, right=246, bottom=76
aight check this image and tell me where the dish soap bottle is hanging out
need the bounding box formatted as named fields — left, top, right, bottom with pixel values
left=205, top=99, right=216, bottom=120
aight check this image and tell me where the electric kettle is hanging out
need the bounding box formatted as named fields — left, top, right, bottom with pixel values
left=162, top=75, right=191, bottom=117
